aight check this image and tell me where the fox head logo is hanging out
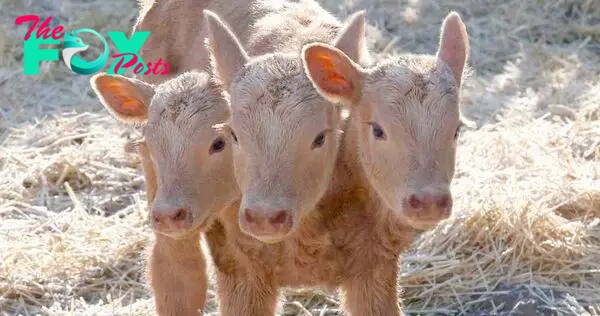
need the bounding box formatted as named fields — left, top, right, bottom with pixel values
left=61, top=29, right=108, bottom=75
left=62, top=32, right=88, bottom=70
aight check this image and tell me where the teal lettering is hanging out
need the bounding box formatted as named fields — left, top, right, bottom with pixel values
left=23, top=30, right=60, bottom=75
left=107, top=31, right=150, bottom=75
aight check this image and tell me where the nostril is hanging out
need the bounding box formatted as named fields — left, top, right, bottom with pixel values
left=171, top=208, right=187, bottom=222
left=269, top=210, right=289, bottom=225
left=408, top=194, right=422, bottom=209
left=437, top=195, right=452, bottom=209
left=244, top=208, right=255, bottom=223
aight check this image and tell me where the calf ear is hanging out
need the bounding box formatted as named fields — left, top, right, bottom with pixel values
left=436, top=12, right=469, bottom=85
left=204, top=10, right=249, bottom=90
left=302, top=43, right=364, bottom=105
left=90, top=73, right=155, bottom=124
left=333, top=10, right=370, bottom=65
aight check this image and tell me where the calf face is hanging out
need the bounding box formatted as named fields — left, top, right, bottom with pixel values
left=204, top=10, right=367, bottom=242
left=302, top=12, right=469, bottom=230
left=90, top=71, right=238, bottom=238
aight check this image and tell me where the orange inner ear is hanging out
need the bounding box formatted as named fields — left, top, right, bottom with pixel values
left=121, top=98, right=143, bottom=112
left=316, top=52, right=350, bottom=91
left=102, top=80, right=145, bottom=117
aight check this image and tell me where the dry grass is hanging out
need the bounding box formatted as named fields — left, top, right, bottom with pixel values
left=1, top=0, right=599, bottom=315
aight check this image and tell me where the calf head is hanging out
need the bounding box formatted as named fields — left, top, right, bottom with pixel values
left=90, top=71, right=238, bottom=238
left=302, top=12, right=469, bottom=230
left=204, top=10, right=368, bottom=242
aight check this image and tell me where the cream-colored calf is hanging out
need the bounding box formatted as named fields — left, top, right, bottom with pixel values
left=302, top=12, right=469, bottom=230
left=90, top=71, right=236, bottom=315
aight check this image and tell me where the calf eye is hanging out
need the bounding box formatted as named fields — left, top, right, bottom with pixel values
left=311, top=131, right=326, bottom=149
left=371, top=123, right=385, bottom=140
left=209, top=137, right=226, bottom=154
left=231, top=131, right=238, bottom=143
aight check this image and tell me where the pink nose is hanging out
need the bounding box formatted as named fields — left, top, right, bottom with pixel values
left=151, top=207, right=190, bottom=230
left=240, top=207, right=293, bottom=239
left=404, top=193, right=453, bottom=218
left=244, top=208, right=290, bottom=224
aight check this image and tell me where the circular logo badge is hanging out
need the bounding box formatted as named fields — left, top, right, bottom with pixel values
left=61, top=29, right=109, bottom=75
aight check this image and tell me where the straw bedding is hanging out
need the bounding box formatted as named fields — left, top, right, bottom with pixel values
left=1, top=0, right=599, bottom=315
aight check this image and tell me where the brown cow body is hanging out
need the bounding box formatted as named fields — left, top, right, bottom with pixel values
left=132, top=0, right=347, bottom=84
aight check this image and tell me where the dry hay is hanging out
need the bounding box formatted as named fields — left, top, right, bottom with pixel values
left=1, top=0, right=599, bottom=315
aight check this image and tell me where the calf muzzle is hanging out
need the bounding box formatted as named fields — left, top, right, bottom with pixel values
left=239, top=206, right=294, bottom=242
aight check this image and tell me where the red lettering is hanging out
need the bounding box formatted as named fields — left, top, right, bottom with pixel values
left=36, top=17, right=53, bottom=40
left=161, top=63, right=172, bottom=75
left=112, top=53, right=139, bottom=73
left=50, top=26, right=63, bottom=40
left=152, top=58, right=166, bottom=75
left=109, top=56, right=171, bottom=76
left=143, top=62, right=154, bottom=75
left=16, top=15, right=65, bottom=41
left=15, top=15, right=39, bottom=40
left=133, top=62, right=145, bottom=75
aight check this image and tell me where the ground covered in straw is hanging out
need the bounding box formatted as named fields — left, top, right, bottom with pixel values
left=1, top=0, right=599, bottom=315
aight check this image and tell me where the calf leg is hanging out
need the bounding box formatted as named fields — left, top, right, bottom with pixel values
left=340, top=260, right=404, bottom=316
left=216, top=271, right=279, bottom=316
left=147, top=231, right=208, bottom=316
left=134, top=141, right=208, bottom=315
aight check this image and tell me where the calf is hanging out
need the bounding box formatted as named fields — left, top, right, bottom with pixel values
left=302, top=12, right=469, bottom=230
left=202, top=7, right=396, bottom=316
left=203, top=9, right=468, bottom=316
left=110, top=1, right=289, bottom=314
left=90, top=71, right=236, bottom=315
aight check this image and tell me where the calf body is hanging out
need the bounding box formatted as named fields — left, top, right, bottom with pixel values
left=91, top=71, right=234, bottom=315
left=132, top=0, right=258, bottom=84
left=206, top=151, right=416, bottom=315
left=203, top=6, right=413, bottom=315
left=205, top=7, right=469, bottom=316
left=130, top=140, right=209, bottom=316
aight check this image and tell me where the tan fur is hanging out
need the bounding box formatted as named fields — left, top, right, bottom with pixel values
left=125, top=138, right=208, bottom=316
left=99, top=2, right=342, bottom=313
left=115, top=2, right=468, bottom=316
left=131, top=0, right=347, bottom=85
left=129, top=2, right=279, bottom=314
left=204, top=6, right=416, bottom=316
left=146, top=229, right=208, bottom=316
left=121, top=2, right=316, bottom=314
left=205, top=7, right=372, bottom=242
